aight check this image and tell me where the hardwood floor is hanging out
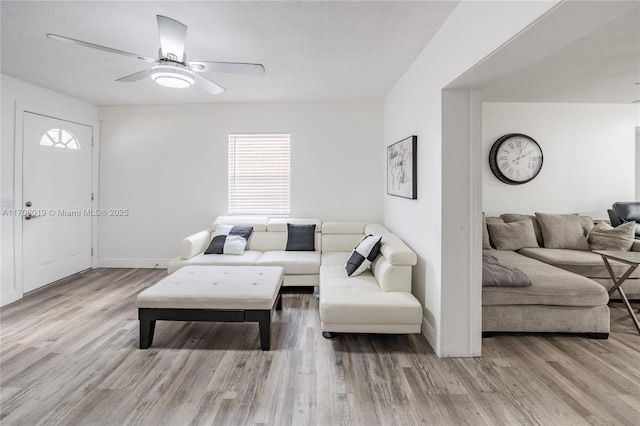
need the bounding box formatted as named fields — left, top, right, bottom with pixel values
left=1, top=268, right=639, bottom=425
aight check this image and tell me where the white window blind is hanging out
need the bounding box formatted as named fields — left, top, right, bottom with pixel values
left=228, top=133, right=290, bottom=215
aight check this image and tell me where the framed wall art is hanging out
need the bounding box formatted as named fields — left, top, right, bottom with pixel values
left=387, top=135, right=417, bottom=199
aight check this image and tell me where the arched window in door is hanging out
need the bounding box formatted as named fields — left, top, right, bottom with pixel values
left=40, top=128, right=80, bottom=150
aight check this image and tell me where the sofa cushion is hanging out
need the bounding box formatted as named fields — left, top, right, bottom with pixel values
left=322, top=222, right=366, bottom=234
left=588, top=221, right=635, bottom=251
left=267, top=218, right=322, bottom=232
left=320, top=265, right=422, bottom=325
left=482, top=213, right=492, bottom=249
left=213, top=216, right=268, bottom=232
left=345, top=235, right=382, bottom=277
left=535, top=213, right=590, bottom=251
left=285, top=223, right=316, bottom=251
left=500, top=213, right=544, bottom=246
left=517, top=247, right=640, bottom=280
left=256, top=251, right=320, bottom=275
left=482, top=250, right=608, bottom=307
left=485, top=217, right=504, bottom=248
left=321, top=252, right=350, bottom=266
left=172, top=250, right=262, bottom=268
left=487, top=220, right=539, bottom=251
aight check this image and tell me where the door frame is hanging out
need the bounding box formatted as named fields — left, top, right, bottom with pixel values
left=13, top=101, right=100, bottom=298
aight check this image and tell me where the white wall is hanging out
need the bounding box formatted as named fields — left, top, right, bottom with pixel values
left=636, top=127, right=640, bottom=201
left=483, top=102, right=638, bottom=219
left=98, top=101, right=382, bottom=266
left=1, top=74, right=98, bottom=306
left=383, top=1, right=559, bottom=357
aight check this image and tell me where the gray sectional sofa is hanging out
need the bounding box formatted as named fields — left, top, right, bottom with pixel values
left=483, top=213, right=640, bottom=338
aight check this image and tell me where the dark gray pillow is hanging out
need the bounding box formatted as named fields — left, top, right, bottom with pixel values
left=285, top=223, right=316, bottom=251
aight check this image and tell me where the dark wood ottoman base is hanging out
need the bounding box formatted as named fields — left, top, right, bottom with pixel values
left=139, top=292, right=282, bottom=351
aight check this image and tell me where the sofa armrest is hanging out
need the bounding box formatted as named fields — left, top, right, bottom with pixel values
left=180, top=230, right=211, bottom=260
left=379, top=234, right=417, bottom=266
left=632, top=240, right=640, bottom=252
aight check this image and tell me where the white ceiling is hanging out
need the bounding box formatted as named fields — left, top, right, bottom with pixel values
left=0, top=0, right=459, bottom=106
left=2, top=1, right=638, bottom=107
left=481, top=3, right=640, bottom=104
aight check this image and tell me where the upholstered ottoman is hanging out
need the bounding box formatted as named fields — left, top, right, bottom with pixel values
left=137, top=265, right=284, bottom=350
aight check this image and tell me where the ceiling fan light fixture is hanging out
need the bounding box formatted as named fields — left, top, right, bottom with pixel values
left=150, top=64, right=195, bottom=88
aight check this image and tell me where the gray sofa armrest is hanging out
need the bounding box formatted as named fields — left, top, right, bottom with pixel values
left=632, top=240, right=640, bottom=252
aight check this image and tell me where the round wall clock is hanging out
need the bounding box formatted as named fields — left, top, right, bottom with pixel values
left=489, top=133, right=543, bottom=185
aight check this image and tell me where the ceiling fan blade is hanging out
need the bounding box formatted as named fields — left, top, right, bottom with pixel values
left=195, top=73, right=225, bottom=95
left=157, top=15, right=187, bottom=61
left=189, top=61, right=265, bottom=76
left=47, top=34, right=157, bottom=62
left=116, top=69, right=151, bottom=82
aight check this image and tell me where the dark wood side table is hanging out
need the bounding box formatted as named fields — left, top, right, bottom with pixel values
left=594, top=250, right=640, bottom=335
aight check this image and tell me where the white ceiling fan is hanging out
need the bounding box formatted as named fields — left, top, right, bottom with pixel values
left=47, top=15, right=265, bottom=95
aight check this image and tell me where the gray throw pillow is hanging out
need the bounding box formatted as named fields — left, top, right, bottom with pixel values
left=487, top=220, right=539, bottom=251
left=482, top=213, right=491, bottom=249
left=500, top=213, right=544, bottom=247
left=588, top=221, right=635, bottom=251
left=535, top=213, right=590, bottom=251
left=285, top=223, right=316, bottom=251
left=482, top=254, right=532, bottom=287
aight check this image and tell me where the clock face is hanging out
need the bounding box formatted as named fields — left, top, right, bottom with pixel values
left=489, top=134, right=543, bottom=184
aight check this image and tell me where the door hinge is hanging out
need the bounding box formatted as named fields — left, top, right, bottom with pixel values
left=91, top=248, right=94, bottom=257
left=91, top=192, right=94, bottom=201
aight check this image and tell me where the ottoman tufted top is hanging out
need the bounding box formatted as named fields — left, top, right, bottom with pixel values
left=137, top=266, right=284, bottom=310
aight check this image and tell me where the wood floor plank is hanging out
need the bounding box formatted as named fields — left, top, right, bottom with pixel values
left=1, top=268, right=639, bottom=425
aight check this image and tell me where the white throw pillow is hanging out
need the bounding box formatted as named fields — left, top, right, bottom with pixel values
left=204, top=225, right=253, bottom=255
left=345, top=234, right=382, bottom=277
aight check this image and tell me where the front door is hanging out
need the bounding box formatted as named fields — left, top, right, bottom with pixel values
left=22, top=112, right=93, bottom=293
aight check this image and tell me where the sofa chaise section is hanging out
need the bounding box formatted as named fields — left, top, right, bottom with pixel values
left=483, top=249, right=610, bottom=337
left=319, top=222, right=422, bottom=334
left=518, top=245, right=640, bottom=299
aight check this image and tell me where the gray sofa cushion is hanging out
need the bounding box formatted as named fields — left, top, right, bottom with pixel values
left=588, top=221, right=635, bottom=251
left=482, top=213, right=492, bottom=249
left=485, top=216, right=505, bottom=248
left=501, top=213, right=544, bottom=246
left=535, top=213, right=590, bottom=251
left=517, top=247, right=640, bottom=279
left=482, top=250, right=608, bottom=307
left=487, top=220, right=539, bottom=251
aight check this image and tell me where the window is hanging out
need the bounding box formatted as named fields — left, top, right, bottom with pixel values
left=40, top=128, right=80, bottom=150
left=228, top=133, right=290, bottom=215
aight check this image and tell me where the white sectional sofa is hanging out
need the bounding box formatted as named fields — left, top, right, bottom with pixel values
left=167, top=217, right=422, bottom=335
left=319, top=222, right=422, bottom=334
left=168, top=216, right=322, bottom=287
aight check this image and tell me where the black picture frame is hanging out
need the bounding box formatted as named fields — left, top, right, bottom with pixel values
left=387, top=135, right=417, bottom=199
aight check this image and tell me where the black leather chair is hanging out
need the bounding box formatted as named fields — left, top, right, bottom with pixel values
left=608, top=202, right=640, bottom=238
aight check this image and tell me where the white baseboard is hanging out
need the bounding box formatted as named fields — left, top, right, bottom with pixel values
left=97, top=258, right=169, bottom=269
left=421, top=314, right=437, bottom=354
left=0, top=289, right=22, bottom=307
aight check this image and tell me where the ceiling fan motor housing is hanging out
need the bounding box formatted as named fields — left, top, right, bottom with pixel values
left=150, top=63, right=195, bottom=88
